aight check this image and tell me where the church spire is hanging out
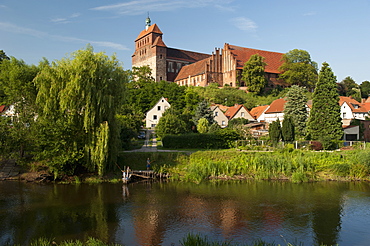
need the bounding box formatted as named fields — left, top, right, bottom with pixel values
left=145, top=12, right=151, bottom=31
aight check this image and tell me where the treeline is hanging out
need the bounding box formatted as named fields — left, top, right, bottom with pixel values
left=0, top=47, right=284, bottom=178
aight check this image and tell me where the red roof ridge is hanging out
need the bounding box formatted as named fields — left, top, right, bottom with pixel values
left=135, top=23, right=163, bottom=41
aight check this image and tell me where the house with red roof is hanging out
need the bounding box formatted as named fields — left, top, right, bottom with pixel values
left=263, top=98, right=287, bottom=123
left=250, top=105, right=269, bottom=122
left=339, top=96, right=369, bottom=122
left=210, top=105, right=229, bottom=128
left=224, top=104, right=254, bottom=121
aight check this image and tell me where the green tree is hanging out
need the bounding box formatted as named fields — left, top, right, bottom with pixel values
left=193, top=100, right=215, bottom=125
left=339, top=76, right=360, bottom=100
left=155, top=113, right=188, bottom=138
left=0, top=57, right=39, bottom=157
left=34, top=45, right=126, bottom=176
left=281, top=116, right=295, bottom=142
left=283, top=85, right=308, bottom=137
left=279, top=49, right=318, bottom=89
left=360, top=80, right=370, bottom=98
left=307, top=62, right=343, bottom=145
left=242, top=54, right=268, bottom=94
left=269, top=119, right=281, bottom=145
left=197, top=118, right=209, bottom=133
left=0, top=50, right=10, bottom=63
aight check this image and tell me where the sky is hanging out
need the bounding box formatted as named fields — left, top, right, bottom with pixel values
left=1, top=0, right=370, bottom=83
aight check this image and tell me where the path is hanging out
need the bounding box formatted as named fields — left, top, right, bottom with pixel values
left=126, top=130, right=184, bottom=153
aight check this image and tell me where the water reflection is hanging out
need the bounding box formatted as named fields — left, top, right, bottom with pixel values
left=0, top=181, right=369, bottom=245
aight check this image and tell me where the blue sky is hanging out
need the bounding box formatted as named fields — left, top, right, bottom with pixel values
left=1, top=0, right=369, bottom=83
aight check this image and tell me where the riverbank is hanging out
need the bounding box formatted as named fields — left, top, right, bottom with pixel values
left=2, top=147, right=370, bottom=184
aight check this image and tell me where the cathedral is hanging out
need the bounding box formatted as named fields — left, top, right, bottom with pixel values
left=132, top=17, right=286, bottom=89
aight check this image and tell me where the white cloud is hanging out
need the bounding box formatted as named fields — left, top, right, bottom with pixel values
left=0, top=22, right=129, bottom=51
left=91, top=0, right=235, bottom=15
left=303, top=11, right=316, bottom=16
left=51, top=13, right=81, bottom=24
left=230, top=17, right=257, bottom=32
left=0, top=22, right=46, bottom=38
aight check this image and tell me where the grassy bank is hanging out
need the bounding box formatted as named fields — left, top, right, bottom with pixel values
left=165, top=148, right=370, bottom=183
left=21, top=235, right=332, bottom=246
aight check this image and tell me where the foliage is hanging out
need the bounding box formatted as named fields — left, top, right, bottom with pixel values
left=34, top=45, right=126, bottom=176
left=193, top=100, right=215, bottom=125
left=338, top=76, right=358, bottom=95
left=241, top=54, right=268, bottom=94
left=168, top=149, right=370, bottom=183
left=208, top=122, right=221, bottom=133
left=360, top=80, right=370, bottom=98
left=307, top=62, right=343, bottom=144
left=283, top=85, right=308, bottom=137
left=281, top=116, right=295, bottom=142
left=279, top=49, right=318, bottom=89
left=0, top=50, right=10, bottom=63
left=162, top=129, right=240, bottom=149
left=269, top=119, right=281, bottom=145
left=0, top=57, right=39, bottom=158
left=116, top=104, right=144, bottom=150
left=228, top=118, right=249, bottom=128
left=197, top=118, right=210, bottom=133
left=155, top=112, right=188, bottom=138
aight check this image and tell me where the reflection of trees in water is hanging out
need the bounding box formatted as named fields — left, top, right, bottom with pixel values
left=129, top=181, right=347, bottom=246
left=0, top=183, right=121, bottom=245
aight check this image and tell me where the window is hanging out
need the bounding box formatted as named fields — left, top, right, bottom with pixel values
left=343, top=112, right=346, bottom=118
left=153, top=115, right=157, bottom=120
left=176, top=63, right=182, bottom=73
left=168, top=62, right=173, bottom=72
left=215, top=112, right=218, bottom=116
left=159, top=54, right=163, bottom=59
left=241, top=112, right=245, bottom=117
left=157, top=106, right=161, bottom=111
left=222, top=121, right=226, bottom=126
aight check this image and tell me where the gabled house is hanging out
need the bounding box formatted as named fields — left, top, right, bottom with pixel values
left=263, top=98, right=287, bottom=123
left=339, top=96, right=369, bottom=122
left=250, top=105, right=269, bottom=122
left=210, top=105, right=229, bottom=128
left=224, top=104, right=254, bottom=122
left=145, top=97, right=171, bottom=128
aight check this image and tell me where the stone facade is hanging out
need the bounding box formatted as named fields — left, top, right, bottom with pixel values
left=132, top=19, right=210, bottom=82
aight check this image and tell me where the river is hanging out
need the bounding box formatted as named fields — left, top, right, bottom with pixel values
left=0, top=181, right=369, bottom=246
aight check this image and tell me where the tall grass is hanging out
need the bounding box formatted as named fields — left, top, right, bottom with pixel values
left=168, top=149, right=370, bottom=183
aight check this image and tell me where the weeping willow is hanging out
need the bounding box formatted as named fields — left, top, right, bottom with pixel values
left=34, top=45, right=126, bottom=176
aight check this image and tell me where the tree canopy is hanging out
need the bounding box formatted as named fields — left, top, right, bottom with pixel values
left=283, top=85, right=308, bottom=137
left=242, top=54, right=267, bottom=94
left=34, top=46, right=127, bottom=176
left=279, top=49, right=318, bottom=89
left=307, top=62, right=342, bottom=144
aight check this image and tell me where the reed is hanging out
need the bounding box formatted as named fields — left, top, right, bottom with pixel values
left=167, top=149, right=370, bottom=182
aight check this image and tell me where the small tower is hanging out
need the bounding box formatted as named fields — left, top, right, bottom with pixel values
left=145, top=13, right=151, bottom=31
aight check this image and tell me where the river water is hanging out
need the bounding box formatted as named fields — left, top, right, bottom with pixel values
left=0, top=180, right=369, bottom=246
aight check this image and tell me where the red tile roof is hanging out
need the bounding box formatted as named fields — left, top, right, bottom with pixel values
left=153, top=36, right=166, bottom=47
left=226, top=44, right=284, bottom=74
left=264, top=98, right=287, bottom=113
left=339, top=96, right=368, bottom=113
left=224, top=104, right=250, bottom=119
left=175, top=58, right=209, bottom=80
left=167, top=48, right=210, bottom=63
left=135, top=24, right=163, bottom=41
left=250, top=105, right=269, bottom=119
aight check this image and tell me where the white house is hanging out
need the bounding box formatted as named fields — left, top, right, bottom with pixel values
left=210, top=105, right=229, bottom=128
left=339, top=96, right=369, bottom=122
left=145, top=97, right=171, bottom=128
